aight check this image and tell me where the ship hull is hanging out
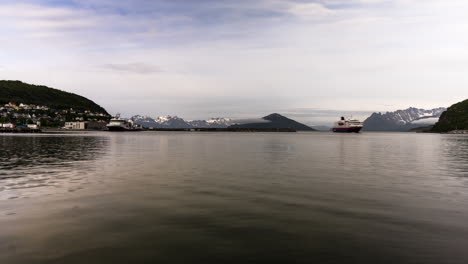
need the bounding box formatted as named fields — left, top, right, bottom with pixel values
left=332, top=127, right=362, bottom=133
left=107, top=126, right=143, bottom=132
left=107, top=126, right=130, bottom=131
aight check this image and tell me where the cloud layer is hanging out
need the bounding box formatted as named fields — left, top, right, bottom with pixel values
left=1, top=0, right=467, bottom=124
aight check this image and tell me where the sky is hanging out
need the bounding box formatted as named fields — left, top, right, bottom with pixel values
left=1, top=0, right=468, bottom=125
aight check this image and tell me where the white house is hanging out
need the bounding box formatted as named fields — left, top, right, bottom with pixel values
left=1, top=123, right=15, bottom=128
left=64, top=122, right=88, bottom=129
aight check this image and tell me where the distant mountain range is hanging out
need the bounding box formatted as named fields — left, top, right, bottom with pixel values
left=432, top=99, right=468, bottom=132
left=131, top=115, right=233, bottom=128
left=363, top=107, right=446, bottom=131
left=229, top=113, right=315, bottom=131
left=132, top=113, right=315, bottom=131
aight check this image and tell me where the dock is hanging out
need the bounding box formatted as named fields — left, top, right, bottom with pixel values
left=0, top=128, right=42, bottom=133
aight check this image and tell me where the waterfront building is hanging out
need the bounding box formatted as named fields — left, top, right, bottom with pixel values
left=64, top=122, right=88, bottom=130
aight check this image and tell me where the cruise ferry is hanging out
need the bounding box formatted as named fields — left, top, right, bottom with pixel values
left=107, top=114, right=141, bottom=131
left=332, top=117, right=363, bottom=133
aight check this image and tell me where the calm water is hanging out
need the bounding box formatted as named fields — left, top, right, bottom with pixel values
left=1, top=131, right=468, bottom=263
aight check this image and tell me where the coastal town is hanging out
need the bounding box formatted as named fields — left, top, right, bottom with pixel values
left=2, top=100, right=468, bottom=134
left=0, top=102, right=109, bottom=132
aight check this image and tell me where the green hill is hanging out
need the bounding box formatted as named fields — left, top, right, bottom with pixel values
left=229, top=113, right=316, bottom=131
left=0, top=80, right=108, bottom=114
left=431, top=99, right=468, bottom=132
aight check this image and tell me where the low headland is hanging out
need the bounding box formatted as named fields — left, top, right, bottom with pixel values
left=431, top=98, right=468, bottom=133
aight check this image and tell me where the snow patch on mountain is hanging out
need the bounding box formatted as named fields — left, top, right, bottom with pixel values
left=131, top=115, right=234, bottom=128
left=363, top=107, right=446, bottom=131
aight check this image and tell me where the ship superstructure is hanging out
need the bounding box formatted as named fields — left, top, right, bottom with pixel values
left=332, top=117, right=363, bottom=133
left=107, top=114, right=140, bottom=131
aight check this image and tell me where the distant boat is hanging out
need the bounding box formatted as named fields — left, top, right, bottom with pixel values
left=332, top=117, right=363, bottom=133
left=107, top=114, right=141, bottom=131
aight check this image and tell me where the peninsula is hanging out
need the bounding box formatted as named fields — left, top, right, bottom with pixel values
left=431, top=98, right=468, bottom=133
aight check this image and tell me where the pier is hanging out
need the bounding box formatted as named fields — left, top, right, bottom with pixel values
left=0, top=128, right=42, bottom=133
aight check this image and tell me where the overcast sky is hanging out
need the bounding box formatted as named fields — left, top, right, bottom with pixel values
left=1, top=0, right=467, bottom=125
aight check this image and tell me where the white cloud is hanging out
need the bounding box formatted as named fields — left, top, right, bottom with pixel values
left=100, top=63, right=163, bottom=74
left=1, top=0, right=468, bottom=122
left=288, top=2, right=335, bottom=19
left=0, top=3, right=78, bottom=18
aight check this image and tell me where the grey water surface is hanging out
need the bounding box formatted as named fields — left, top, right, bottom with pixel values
left=1, top=131, right=468, bottom=264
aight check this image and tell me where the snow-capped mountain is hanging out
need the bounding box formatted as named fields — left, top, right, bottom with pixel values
left=131, top=115, right=233, bottom=128
left=188, top=118, right=234, bottom=128
left=363, top=107, right=446, bottom=131
left=130, top=115, right=155, bottom=123
left=155, top=115, right=191, bottom=128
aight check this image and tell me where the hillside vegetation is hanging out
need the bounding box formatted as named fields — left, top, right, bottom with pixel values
left=0, top=80, right=108, bottom=114
left=432, top=99, right=468, bottom=132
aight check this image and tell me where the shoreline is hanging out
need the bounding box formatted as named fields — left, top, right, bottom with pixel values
left=41, top=127, right=298, bottom=133
left=446, top=130, right=468, bottom=134
left=3, top=127, right=468, bottom=134
left=0, top=128, right=41, bottom=133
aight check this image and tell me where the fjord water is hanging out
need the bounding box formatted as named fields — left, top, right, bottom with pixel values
left=1, top=132, right=468, bottom=264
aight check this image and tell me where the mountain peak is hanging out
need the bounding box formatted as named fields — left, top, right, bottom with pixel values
left=263, top=113, right=287, bottom=121
left=363, top=107, right=446, bottom=131
left=131, top=115, right=233, bottom=128
left=231, top=113, right=315, bottom=131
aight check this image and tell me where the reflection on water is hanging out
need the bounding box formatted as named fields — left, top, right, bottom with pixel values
left=441, top=135, right=468, bottom=178
left=1, top=132, right=468, bottom=264
left=0, top=134, right=109, bottom=198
